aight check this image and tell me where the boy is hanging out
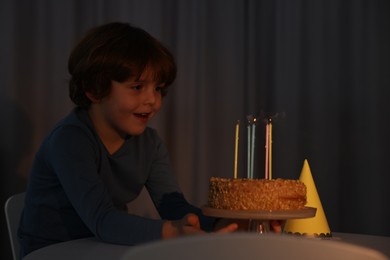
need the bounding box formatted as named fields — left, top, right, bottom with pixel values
left=18, top=22, right=237, bottom=258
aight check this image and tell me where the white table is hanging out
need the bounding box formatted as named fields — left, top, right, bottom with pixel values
left=23, top=232, right=390, bottom=260
left=332, top=232, right=390, bottom=258
left=23, top=237, right=129, bottom=260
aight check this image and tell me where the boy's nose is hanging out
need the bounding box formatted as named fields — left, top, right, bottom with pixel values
left=144, top=89, right=158, bottom=105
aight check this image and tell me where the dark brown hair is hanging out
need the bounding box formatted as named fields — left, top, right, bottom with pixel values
left=68, top=22, right=176, bottom=108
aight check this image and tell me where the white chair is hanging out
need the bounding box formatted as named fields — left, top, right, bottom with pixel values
left=122, top=233, right=388, bottom=260
left=4, top=192, right=25, bottom=260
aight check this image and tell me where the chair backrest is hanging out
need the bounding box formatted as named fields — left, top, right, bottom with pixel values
left=122, top=233, right=388, bottom=260
left=4, top=192, right=25, bottom=260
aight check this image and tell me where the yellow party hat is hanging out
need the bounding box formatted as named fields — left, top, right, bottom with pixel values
left=284, top=159, right=331, bottom=237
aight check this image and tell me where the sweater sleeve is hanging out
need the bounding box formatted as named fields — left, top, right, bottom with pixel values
left=47, top=125, right=164, bottom=244
left=144, top=133, right=216, bottom=231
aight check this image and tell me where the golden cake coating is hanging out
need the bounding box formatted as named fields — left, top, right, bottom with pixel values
left=208, top=177, right=307, bottom=211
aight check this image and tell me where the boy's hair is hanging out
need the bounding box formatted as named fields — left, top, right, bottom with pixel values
left=68, top=22, right=176, bottom=108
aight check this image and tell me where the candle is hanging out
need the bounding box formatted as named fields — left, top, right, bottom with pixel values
left=247, top=123, right=251, bottom=179
left=269, top=121, right=273, bottom=180
left=251, top=120, right=256, bottom=179
left=234, top=120, right=240, bottom=179
left=265, top=123, right=269, bottom=179
left=263, top=113, right=279, bottom=180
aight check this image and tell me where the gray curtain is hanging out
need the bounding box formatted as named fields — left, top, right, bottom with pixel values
left=1, top=0, right=389, bottom=258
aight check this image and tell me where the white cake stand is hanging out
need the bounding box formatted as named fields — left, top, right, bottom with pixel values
left=202, top=206, right=317, bottom=234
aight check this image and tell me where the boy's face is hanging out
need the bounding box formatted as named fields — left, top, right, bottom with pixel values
left=89, top=70, right=164, bottom=138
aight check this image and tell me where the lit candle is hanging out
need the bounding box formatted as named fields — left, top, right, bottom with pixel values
left=234, top=120, right=240, bottom=179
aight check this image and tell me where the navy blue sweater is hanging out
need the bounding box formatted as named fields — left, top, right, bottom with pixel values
left=18, top=107, right=214, bottom=257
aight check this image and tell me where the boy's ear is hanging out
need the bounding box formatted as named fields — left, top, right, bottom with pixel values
left=85, top=91, right=100, bottom=103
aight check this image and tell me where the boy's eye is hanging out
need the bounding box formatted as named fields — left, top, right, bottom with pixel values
left=131, top=85, right=142, bottom=90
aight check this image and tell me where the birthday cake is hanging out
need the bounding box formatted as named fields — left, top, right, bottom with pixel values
left=208, top=177, right=307, bottom=211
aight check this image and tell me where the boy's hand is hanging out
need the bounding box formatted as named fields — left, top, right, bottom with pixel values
left=215, top=218, right=284, bottom=233
left=270, top=220, right=285, bottom=233
left=214, top=218, right=247, bottom=232
left=162, top=213, right=204, bottom=239
left=162, top=213, right=239, bottom=240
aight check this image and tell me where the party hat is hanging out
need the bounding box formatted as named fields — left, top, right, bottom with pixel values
left=283, top=159, right=331, bottom=237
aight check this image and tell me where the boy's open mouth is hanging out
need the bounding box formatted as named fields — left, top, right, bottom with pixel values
left=134, top=113, right=150, bottom=119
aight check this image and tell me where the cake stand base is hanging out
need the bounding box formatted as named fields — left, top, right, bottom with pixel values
left=248, top=219, right=270, bottom=233
left=202, top=206, right=316, bottom=234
